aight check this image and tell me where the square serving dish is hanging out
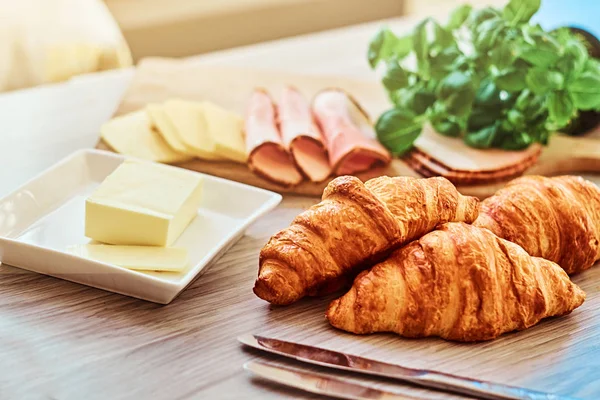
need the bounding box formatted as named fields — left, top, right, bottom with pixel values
left=0, top=149, right=282, bottom=303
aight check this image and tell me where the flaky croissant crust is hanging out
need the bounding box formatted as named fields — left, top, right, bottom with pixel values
left=327, top=223, right=585, bottom=342
left=255, top=175, right=479, bottom=305
left=474, top=175, right=600, bottom=274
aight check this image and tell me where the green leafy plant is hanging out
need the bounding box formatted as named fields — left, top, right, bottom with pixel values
left=369, top=0, right=600, bottom=155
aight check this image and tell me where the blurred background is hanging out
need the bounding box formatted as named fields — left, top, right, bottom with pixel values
left=0, top=0, right=574, bottom=93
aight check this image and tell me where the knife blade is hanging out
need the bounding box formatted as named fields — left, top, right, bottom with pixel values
left=244, top=360, right=420, bottom=400
left=239, top=334, right=575, bottom=400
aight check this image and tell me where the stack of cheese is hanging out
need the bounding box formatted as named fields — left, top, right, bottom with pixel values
left=100, top=99, right=247, bottom=164
left=68, top=159, right=203, bottom=273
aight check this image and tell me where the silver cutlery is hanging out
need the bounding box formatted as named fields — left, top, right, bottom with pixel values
left=244, top=359, right=421, bottom=400
left=239, top=334, right=575, bottom=400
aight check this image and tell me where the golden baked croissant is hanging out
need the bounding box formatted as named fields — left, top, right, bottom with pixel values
left=254, top=175, right=479, bottom=305
left=326, top=223, right=585, bottom=342
left=474, top=175, right=600, bottom=274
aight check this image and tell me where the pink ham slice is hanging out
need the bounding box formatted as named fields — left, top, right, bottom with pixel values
left=278, top=86, right=332, bottom=182
left=312, top=89, right=391, bottom=175
left=245, top=89, right=303, bottom=187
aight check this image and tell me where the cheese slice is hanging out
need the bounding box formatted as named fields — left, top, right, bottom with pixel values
left=163, top=99, right=222, bottom=160
left=146, top=103, right=194, bottom=155
left=101, top=110, right=191, bottom=163
left=201, top=101, right=247, bottom=163
left=68, top=244, right=189, bottom=272
left=86, top=159, right=203, bottom=246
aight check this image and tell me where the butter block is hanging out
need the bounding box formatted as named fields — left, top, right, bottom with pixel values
left=68, top=244, right=189, bottom=272
left=86, top=159, right=203, bottom=246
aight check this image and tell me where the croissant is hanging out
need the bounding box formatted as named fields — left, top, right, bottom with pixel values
left=327, top=223, right=585, bottom=342
left=474, top=175, right=600, bottom=274
left=254, top=175, right=479, bottom=305
left=326, top=223, right=585, bottom=342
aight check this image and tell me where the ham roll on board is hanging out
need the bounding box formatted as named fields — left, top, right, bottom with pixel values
left=312, top=89, right=391, bottom=175
left=245, top=89, right=303, bottom=187
left=278, top=86, right=331, bottom=182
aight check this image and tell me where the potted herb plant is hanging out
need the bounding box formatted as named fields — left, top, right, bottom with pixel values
left=369, top=0, right=600, bottom=155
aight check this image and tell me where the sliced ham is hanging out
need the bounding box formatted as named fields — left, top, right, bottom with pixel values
left=312, top=89, right=391, bottom=175
left=278, top=86, right=332, bottom=182
left=245, top=89, right=303, bottom=187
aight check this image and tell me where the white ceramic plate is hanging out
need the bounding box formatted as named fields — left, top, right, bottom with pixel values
left=0, top=149, right=282, bottom=303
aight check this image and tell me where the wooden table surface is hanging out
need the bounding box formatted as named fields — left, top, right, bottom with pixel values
left=1, top=16, right=600, bottom=400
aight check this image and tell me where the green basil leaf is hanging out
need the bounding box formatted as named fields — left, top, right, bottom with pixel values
left=375, top=109, right=423, bottom=155
left=468, top=105, right=503, bottom=131
left=368, top=28, right=412, bottom=68
left=432, top=119, right=462, bottom=137
left=495, top=69, right=528, bottom=92
left=525, top=68, right=564, bottom=95
left=437, top=71, right=472, bottom=98
left=412, top=89, right=437, bottom=115
left=547, top=91, right=575, bottom=127
left=490, top=42, right=515, bottom=70
left=382, top=62, right=410, bottom=91
left=447, top=5, right=472, bottom=30
left=502, top=0, right=541, bottom=26
left=464, top=124, right=498, bottom=148
left=413, top=18, right=454, bottom=80
left=517, top=32, right=562, bottom=67
left=474, top=79, right=504, bottom=106
left=506, top=109, right=526, bottom=130
left=557, top=31, right=588, bottom=80
left=498, top=131, right=533, bottom=150
left=569, top=72, right=600, bottom=110
left=468, top=7, right=502, bottom=28
left=437, top=71, right=476, bottom=118
left=413, top=19, right=431, bottom=79
left=519, top=48, right=561, bottom=68
left=515, top=89, right=533, bottom=110
left=474, top=17, right=505, bottom=52
left=429, top=47, right=462, bottom=80
left=584, top=58, right=600, bottom=75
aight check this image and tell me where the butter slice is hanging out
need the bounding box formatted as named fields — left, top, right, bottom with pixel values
left=68, top=244, right=189, bottom=272
left=201, top=102, right=248, bottom=163
left=101, top=110, right=191, bottom=163
left=162, top=99, right=222, bottom=160
left=86, top=159, right=203, bottom=246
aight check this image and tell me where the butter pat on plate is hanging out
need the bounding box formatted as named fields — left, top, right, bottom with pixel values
left=67, top=244, right=189, bottom=272
left=85, top=159, right=203, bottom=246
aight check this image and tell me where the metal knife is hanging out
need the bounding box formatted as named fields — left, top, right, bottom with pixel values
left=239, top=334, right=576, bottom=400
left=244, top=360, right=421, bottom=400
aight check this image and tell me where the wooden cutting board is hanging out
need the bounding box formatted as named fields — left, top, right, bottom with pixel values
left=98, top=57, right=600, bottom=198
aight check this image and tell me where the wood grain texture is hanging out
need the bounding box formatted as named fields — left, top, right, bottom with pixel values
left=1, top=195, right=599, bottom=399
left=100, top=57, right=600, bottom=199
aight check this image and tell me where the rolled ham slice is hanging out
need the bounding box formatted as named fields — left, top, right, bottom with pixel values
left=245, top=89, right=303, bottom=187
left=312, top=89, right=391, bottom=175
left=278, top=86, right=332, bottom=182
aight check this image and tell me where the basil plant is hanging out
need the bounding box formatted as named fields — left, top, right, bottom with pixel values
left=369, top=0, right=600, bottom=155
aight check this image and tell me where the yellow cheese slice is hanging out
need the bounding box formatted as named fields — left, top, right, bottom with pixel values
left=146, top=103, right=194, bottom=155
left=163, top=99, right=222, bottom=160
left=200, top=101, right=248, bottom=163
left=68, top=244, right=189, bottom=272
left=101, top=110, right=191, bottom=163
